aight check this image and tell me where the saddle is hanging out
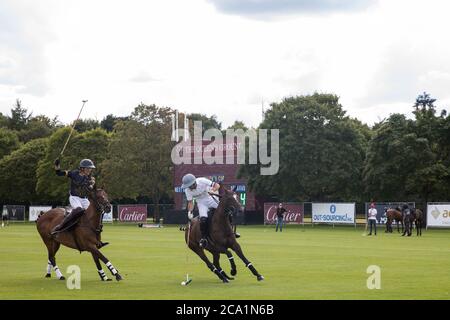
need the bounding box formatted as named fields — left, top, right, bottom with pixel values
left=59, top=208, right=84, bottom=232
left=54, top=208, right=108, bottom=249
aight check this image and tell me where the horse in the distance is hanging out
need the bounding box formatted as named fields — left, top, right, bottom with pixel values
left=407, top=208, right=424, bottom=236
left=385, top=208, right=403, bottom=233
left=186, top=186, right=264, bottom=283
left=36, top=186, right=122, bottom=281
left=414, top=208, right=424, bottom=236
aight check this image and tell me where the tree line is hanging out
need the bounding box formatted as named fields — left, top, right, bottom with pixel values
left=0, top=93, right=449, bottom=215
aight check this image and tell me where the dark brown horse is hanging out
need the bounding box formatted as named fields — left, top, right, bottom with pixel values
left=36, top=187, right=122, bottom=281
left=407, top=208, right=424, bottom=236
left=415, top=208, right=424, bottom=236
left=185, top=186, right=264, bottom=283
left=386, top=208, right=403, bottom=233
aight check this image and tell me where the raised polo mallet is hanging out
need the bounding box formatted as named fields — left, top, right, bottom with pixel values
left=181, top=222, right=193, bottom=286
left=59, top=100, right=88, bottom=158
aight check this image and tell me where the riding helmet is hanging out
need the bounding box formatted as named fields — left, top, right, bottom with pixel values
left=181, top=173, right=196, bottom=189
left=79, top=159, right=96, bottom=169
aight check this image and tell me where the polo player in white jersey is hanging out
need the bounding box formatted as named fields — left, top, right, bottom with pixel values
left=182, top=174, right=220, bottom=248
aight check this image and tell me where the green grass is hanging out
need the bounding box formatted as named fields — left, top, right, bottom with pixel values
left=0, top=223, right=449, bottom=300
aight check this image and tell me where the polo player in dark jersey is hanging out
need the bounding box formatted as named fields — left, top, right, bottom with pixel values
left=51, top=158, right=108, bottom=248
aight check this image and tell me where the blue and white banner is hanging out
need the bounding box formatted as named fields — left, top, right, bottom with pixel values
left=102, top=206, right=113, bottom=223
left=312, top=203, right=355, bottom=224
left=29, top=206, right=52, bottom=222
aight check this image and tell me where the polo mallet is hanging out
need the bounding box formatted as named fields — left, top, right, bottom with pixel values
left=181, top=221, right=192, bottom=286
left=362, top=218, right=368, bottom=236
left=59, top=100, right=88, bottom=158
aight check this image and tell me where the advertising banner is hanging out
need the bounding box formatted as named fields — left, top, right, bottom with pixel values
left=312, top=203, right=355, bottom=224
left=4, top=205, right=25, bottom=221
left=118, top=205, right=147, bottom=222
left=264, top=203, right=304, bottom=224
left=427, top=203, right=450, bottom=227
left=29, top=206, right=52, bottom=222
left=102, top=205, right=113, bottom=223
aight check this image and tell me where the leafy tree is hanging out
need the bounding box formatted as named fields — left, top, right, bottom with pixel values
left=364, top=93, right=450, bottom=202
left=18, top=115, right=57, bottom=143
left=0, top=113, right=8, bottom=128
left=74, top=119, right=100, bottom=133
left=8, top=99, right=31, bottom=131
left=187, top=113, right=222, bottom=135
left=102, top=104, right=174, bottom=222
left=410, top=93, right=450, bottom=201
left=0, top=138, right=48, bottom=203
left=238, top=93, right=369, bottom=202
left=227, top=120, right=248, bottom=131
left=0, top=128, right=21, bottom=159
left=100, top=114, right=129, bottom=132
left=36, top=127, right=110, bottom=203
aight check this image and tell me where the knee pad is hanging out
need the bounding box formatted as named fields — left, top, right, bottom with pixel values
left=200, top=217, right=208, bottom=224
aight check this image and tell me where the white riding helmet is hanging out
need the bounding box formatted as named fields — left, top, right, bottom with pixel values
left=181, top=173, right=196, bottom=189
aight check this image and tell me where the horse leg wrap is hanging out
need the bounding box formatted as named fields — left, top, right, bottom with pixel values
left=98, top=269, right=109, bottom=281
left=54, top=265, right=63, bottom=279
left=246, top=263, right=259, bottom=276
left=46, top=261, right=52, bottom=275
left=106, top=262, right=118, bottom=275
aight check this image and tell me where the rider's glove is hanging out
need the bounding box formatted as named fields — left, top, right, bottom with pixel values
left=188, top=211, right=193, bottom=220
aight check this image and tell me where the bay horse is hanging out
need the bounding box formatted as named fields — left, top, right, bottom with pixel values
left=385, top=208, right=403, bottom=233
left=36, top=187, right=122, bottom=281
left=185, top=186, right=264, bottom=283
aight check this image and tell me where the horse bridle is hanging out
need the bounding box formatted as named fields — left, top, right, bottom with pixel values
left=89, top=189, right=110, bottom=214
left=209, top=192, right=242, bottom=216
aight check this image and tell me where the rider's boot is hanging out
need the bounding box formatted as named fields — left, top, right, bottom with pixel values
left=51, top=207, right=84, bottom=235
left=199, top=217, right=208, bottom=248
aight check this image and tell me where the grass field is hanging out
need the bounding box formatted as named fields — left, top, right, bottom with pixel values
left=0, top=223, right=449, bottom=300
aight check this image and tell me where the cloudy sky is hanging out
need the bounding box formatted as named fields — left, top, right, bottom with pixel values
left=1, top=0, right=449, bottom=127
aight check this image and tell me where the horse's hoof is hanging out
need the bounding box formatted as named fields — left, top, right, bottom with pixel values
left=257, top=275, right=264, bottom=281
left=115, top=274, right=123, bottom=281
left=231, top=269, right=237, bottom=276
left=45, top=274, right=51, bottom=278
left=106, top=278, right=112, bottom=282
left=222, top=278, right=229, bottom=283
left=59, top=276, right=66, bottom=281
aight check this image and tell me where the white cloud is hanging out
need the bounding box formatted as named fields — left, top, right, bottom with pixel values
left=207, top=0, right=376, bottom=18
left=0, top=1, right=57, bottom=97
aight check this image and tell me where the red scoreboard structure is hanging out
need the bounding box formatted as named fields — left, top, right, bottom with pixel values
left=173, top=139, right=257, bottom=211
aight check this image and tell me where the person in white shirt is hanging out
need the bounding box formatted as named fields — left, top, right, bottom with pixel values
left=368, top=203, right=378, bottom=236
left=182, top=174, right=220, bottom=248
